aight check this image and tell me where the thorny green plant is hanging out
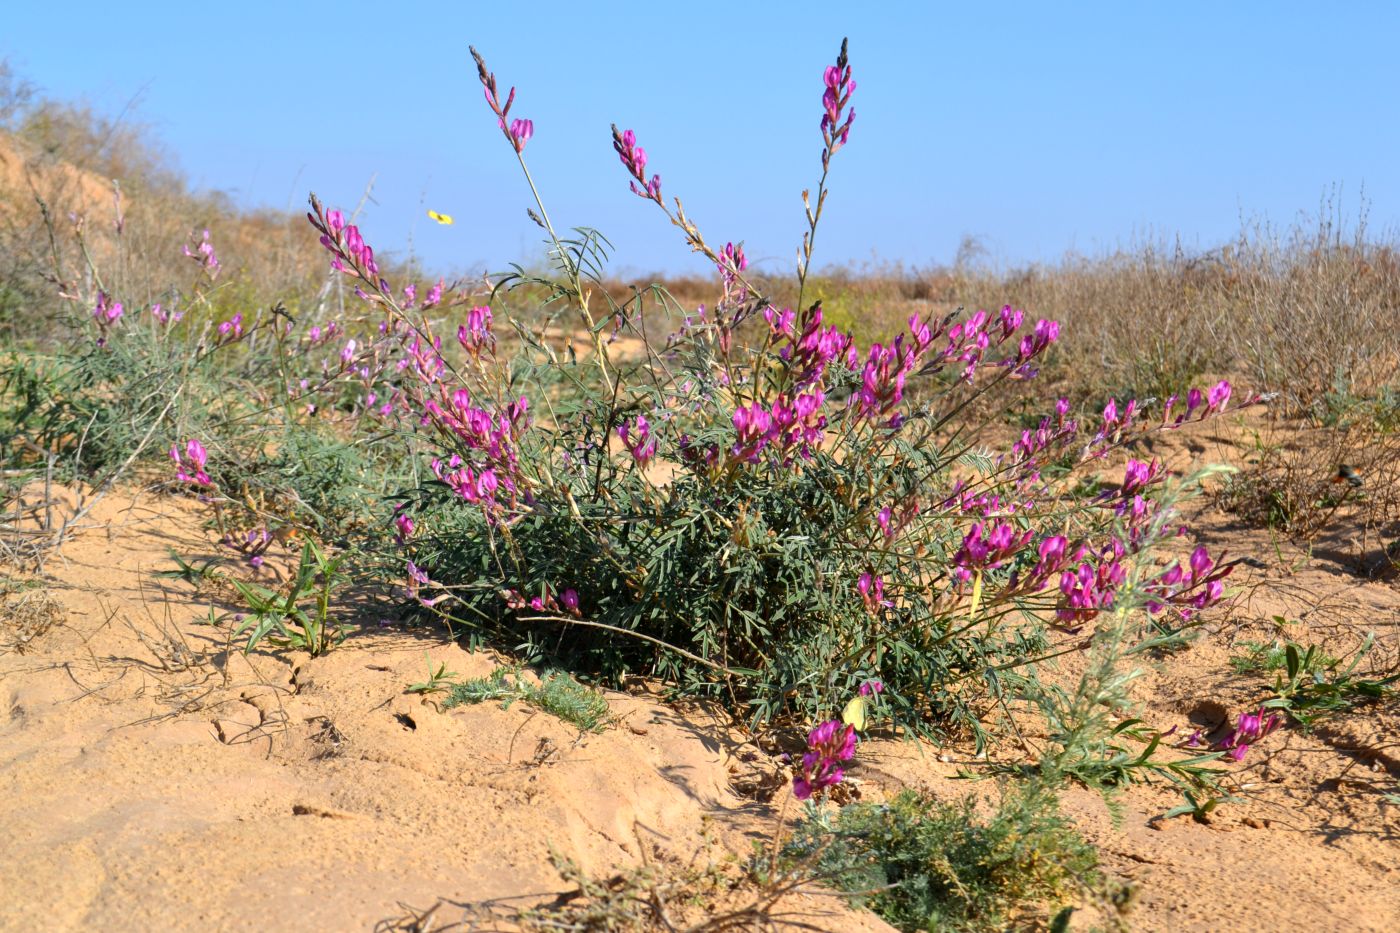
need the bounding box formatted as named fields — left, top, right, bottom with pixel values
left=443, top=666, right=611, bottom=733
left=779, top=781, right=1101, bottom=933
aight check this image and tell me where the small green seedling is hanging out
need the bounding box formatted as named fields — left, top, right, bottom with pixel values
left=406, top=654, right=460, bottom=695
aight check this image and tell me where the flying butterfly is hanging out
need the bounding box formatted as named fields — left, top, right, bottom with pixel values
left=427, top=210, right=454, bottom=225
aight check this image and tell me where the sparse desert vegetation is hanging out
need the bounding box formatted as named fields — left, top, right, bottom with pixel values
left=1, top=36, right=1398, bottom=933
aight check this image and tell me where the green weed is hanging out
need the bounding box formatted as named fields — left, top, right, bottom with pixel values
left=781, top=781, right=1098, bottom=933
left=443, top=666, right=611, bottom=733
left=227, top=538, right=348, bottom=655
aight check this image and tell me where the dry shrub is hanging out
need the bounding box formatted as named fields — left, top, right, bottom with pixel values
left=591, top=204, right=1400, bottom=421
left=0, top=65, right=367, bottom=342
left=0, top=576, right=63, bottom=654
left=1215, top=410, right=1400, bottom=558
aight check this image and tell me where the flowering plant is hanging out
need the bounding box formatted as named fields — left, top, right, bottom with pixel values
left=296, top=38, right=1245, bottom=742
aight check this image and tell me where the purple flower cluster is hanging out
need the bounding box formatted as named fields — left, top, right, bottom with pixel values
left=1009, top=401, right=1076, bottom=466
left=471, top=46, right=533, bottom=153
left=1217, top=707, right=1284, bottom=761
left=92, top=291, right=123, bottom=345
left=182, top=228, right=221, bottom=279
left=731, top=390, right=829, bottom=463
left=1147, top=545, right=1234, bottom=618
left=457, top=305, right=494, bottom=355
left=393, top=509, right=415, bottom=544
left=150, top=302, right=182, bottom=326
left=857, top=572, right=891, bottom=614
left=1055, top=541, right=1127, bottom=629
left=217, top=312, right=244, bottom=342
left=612, top=127, right=662, bottom=202
left=422, top=380, right=530, bottom=514
left=170, top=439, right=211, bottom=487
left=793, top=719, right=857, bottom=800
left=619, top=415, right=657, bottom=466
left=503, top=584, right=582, bottom=618
left=308, top=202, right=390, bottom=297
left=819, top=40, right=856, bottom=169
left=849, top=309, right=1061, bottom=430
left=1187, top=707, right=1284, bottom=762
left=718, top=241, right=747, bottom=299
left=952, top=522, right=1034, bottom=585
left=93, top=291, right=123, bottom=325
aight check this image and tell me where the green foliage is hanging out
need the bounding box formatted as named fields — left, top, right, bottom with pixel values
left=1229, top=638, right=1338, bottom=674
left=1158, top=788, right=1241, bottom=824
left=443, top=666, right=611, bottom=733
left=406, top=654, right=460, bottom=695
left=227, top=538, right=348, bottom=655
left=1261, top=635, right=1399, bottom=727
left=782, top=781, right=1098, bottom=933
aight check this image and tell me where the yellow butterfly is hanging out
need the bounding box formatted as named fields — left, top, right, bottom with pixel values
left=841, top=695, right=868, bottom=731
left=427, top=210, right=454, bottom=225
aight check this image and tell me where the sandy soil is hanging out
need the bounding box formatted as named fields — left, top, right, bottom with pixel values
left=2, top=414, right=1398, bottom=931
left=0, top=487, right=889, bottom=932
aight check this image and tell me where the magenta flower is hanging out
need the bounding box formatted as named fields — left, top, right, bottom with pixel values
left=217, top=312, right=244, bottom=341
left=857, top=572, right=891, bottom=613
left=619, top=415, right=658, bottom=466
left=150, top=302, right=182, bottom=325
left=611, top=126, right=663, bottom=202
left=1028, top=535, right=1070, bottom=588
left=393, top=511, right=415, bottom=544
left=561, top=588, right=581, bottom=618
left=763, top=305, right=797, bottom=336
left=182, top=228, right=221, bottom=279
left=93, top=291, right=124, bottom=324
left=819, top=39, right=856, bottom=169
left=1120, top=458, right=1162, bottom=498
left=457, top=305, right=494, bottom=353
left=952, top=521, right=1034, bottom=583
left=508, top=118, right=534, bottom=151
left=732, top=404, right=774, bottom=461
left=858, top=679, right=884, bottom=697
left=471, top=46, right=534, bottom=155
left=719, top=241, right=748, bottom=281
left=170, top=438, right=212, bottom=487
left=405, top=561, right=448, bottom=608
left=1207, top=379, right=1232, bottom=413
left=1211, top=707, right=1284, bottom=762
left=1007, top=318, right=1060, bottom=378
left=424, top=278, right=445, bottom=308
left=793, top=719, right=857, bottom=800
left=1055, top=543, right=1128, bottom=629
left=1146, top=544, right=1234, bottom=618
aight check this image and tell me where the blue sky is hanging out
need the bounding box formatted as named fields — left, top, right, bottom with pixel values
left=4, top=2, right=1398, bottom=279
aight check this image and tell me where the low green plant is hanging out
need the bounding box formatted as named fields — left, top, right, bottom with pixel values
left=1229, top=638, right=1339, bottom=674
left=228, top=538, right=348, bottom=655
left=781, top=780, right=1098, bottom=933
left=1158, top=788, right=1243, bottom=825
left=406, top=654, right=460, bottom=695
left=443, top=666, right=611, bottom=733
left=1262, top=635, right=1399, bottom=727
